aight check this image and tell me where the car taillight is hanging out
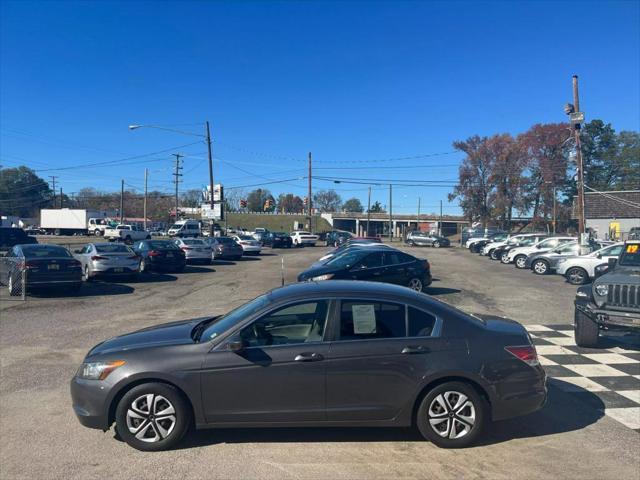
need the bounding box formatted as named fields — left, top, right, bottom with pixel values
left=24, top=261, right=37, bottom=269
left=70, top=260, right=82, bottom=269
left=505, top=345, right=539, bottom=366
left=90, top=255, right=107, bottom=261
left=423, top=260, right=430, bottom=270
left=148, top=250, right=160, bottom=257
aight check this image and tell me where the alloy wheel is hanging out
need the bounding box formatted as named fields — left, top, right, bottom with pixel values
left=83, top=265, right=89, bottom=281
left=567, top=268, right=587, bottom=285
left=427, top=391, right=476, bottom=440
left=533, top=261, right=548, bottom=274
left=408, top=278, right=423, bottom=291
left=516, top=256, right=526, bottom=268
left=126, top=394, right=176, bottom=443
left=433, top=241, right=440, bottom=248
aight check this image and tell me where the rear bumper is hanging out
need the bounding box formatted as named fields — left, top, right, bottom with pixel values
left=147, top=258, right=186, bottom=270
left=491, top=371, right=547, bottom=421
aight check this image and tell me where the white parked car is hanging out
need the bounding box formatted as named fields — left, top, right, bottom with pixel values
left=173, top=237, right=212, bottom=264
left=482, top=233, right=538, bottom=258
left=290, top=231, right=318, bottom=247
left=232, top=235, right=262, bottom=255
left=506, top=236, right=576, bottom=268
left=556, top=242, right=625, bottom=285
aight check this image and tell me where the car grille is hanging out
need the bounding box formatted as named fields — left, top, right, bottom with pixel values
left=607, top=284, right=640, bottom=308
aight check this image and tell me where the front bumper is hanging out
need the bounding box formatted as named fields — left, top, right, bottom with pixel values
left=575, top=299, right=640, bottom=329
left=70, top=376, right=111, bottom=430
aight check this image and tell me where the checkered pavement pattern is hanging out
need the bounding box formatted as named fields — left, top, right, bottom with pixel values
left=525, top=324, right=640, bottom=432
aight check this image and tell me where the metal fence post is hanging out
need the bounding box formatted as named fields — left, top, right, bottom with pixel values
left=21, top=266, right=26, bottom=301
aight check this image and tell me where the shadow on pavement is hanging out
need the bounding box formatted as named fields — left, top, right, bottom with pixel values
left=173, top=380, right=603, bottom=450
left=29, top=282, right=135, bottom=298
left=133, top=273, right=178, bottom=283
left=424, top=286, right=461, bottom=296
left=182, top=266, right=216, bottom=273
left=211, top=260, right=237, bottom=266
left=238, top=257, right=262, bottom=262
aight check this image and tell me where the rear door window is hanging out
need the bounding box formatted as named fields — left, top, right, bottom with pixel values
left=408, top=307, right=437, bottom=337
left=338, top=300, right=406, bottom=340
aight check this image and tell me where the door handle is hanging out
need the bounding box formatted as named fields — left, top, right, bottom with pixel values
left=401, top=346, right=428, bottom=354
left=294, top=353, right=324, bottom=362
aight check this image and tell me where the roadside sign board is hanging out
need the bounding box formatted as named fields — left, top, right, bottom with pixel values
left=570, top=112, right=585, bottom=125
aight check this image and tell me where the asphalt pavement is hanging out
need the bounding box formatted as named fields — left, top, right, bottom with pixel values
left=0, top=242, right=638, bottom=479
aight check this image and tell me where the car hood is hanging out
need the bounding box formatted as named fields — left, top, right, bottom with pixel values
left=87, top=317, right=214, bottom=356
left=597, top=268, right=640, bottom=285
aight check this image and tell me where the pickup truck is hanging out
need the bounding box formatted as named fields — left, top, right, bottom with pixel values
left=104, top=225, right=151, bottom=244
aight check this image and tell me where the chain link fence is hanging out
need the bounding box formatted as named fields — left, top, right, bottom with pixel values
left=0, top=257, right=27, bottom=301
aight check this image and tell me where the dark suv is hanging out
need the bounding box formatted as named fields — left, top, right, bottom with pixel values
left=325, top=230, right=353, bottom=247
left=0, top=227, right=38, bottom=255
left=574, top=240, right=640, bottom=347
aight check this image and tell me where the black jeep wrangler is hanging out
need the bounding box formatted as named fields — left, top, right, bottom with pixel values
left=574, top=240, right=640, bottom=347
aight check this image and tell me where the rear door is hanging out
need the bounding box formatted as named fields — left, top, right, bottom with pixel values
left=325, top=299, right=460, bottom=421
left=382, top=250, right=416, bottom=285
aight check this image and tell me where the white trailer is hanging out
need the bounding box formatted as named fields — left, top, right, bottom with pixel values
left=40, top=209, right=112, bottom=236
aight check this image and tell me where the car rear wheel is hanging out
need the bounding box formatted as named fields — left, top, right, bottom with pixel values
left=532, top=259, right=549, bottom=275
left=8, top=274, right=20, bottom=296
left=115, top=382, right=191, bottom=452
left=566, top=267, right=588, bottom=285
left=489, top=249, right=499, bottom=260
left=433, top=241, right=441, bottom=248
left=82, top=265, right=93, bottom=282
left=575, top=309, right=599, bottom=347
left=515, top=255, right=527, bottom=269
left=407, top=277, right=424, bottom=292
left=139, top=259, right=147, bottom=273
left=416, top=381, right=486, bottom=448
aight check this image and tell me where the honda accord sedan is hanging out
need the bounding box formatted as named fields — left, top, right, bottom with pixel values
left=71, top=281, right=546, bottom=451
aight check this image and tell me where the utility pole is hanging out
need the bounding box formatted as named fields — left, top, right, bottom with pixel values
left=308, top=152, right=313, bottom=233
left=439, top=200, right=443, bottom=236
left=120, top=179, right=124, bottom=224
left=60, top=188, right=63, bottom=208
left=552, top=186, right=557, bottom=234
left=49, top=176, right=57, bottom=207
left=572, top=75, right=586, bottom=238
left=172, top=153, right=183, bottom=222
left=388, top=184, right=393, bottom=242
left=366, top=186, right=371, bottom=236
left=205, top=121, right=215, bottom=234
left=143, top=168, right=148, bottom=231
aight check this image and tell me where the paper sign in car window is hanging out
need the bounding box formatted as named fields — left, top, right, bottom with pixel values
left=352, top=304, right=377, bottom=334
left=626, top=244, right=638, bottom=253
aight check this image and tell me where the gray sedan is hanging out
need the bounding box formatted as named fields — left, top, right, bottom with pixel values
left=73, top=243, right=140, bottom=281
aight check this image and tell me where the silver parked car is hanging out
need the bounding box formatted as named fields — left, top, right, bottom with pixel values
left=173, top=238, right=213, bottom=264
left=73, top=243, right=140, bottom=281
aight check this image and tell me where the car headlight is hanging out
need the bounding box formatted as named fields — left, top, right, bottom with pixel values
left=77, top=360, right=125, bottom=380
left=595, top=284, right=609, bottom=297
left=311, top=274, right=334, bottom=281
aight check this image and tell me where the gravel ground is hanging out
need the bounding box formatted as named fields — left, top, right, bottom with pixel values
left=1, top=243, right=638, bottom=480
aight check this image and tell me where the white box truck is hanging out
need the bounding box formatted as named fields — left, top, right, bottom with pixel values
left=40, top=209, right=113, bottom=236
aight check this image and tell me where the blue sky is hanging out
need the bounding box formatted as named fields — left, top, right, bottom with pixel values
left=1, top=0, right=639, bottom=215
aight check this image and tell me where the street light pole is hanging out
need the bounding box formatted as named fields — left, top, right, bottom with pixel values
left=572, top=75, right=585, bottom=237
left=388, top=184, right=392, bottom=242
left=205, top=121, right=215, bottom=235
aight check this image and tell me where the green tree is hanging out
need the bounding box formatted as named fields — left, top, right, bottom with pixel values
left=342, top=197, right=364, bottom=213
left=277, top=193, right=304, bottom=213
left=368, top=201, right=385, bottom=213
left=246, top=188, right=275, bottom=212
left=0, top=166, right=53, bottom=217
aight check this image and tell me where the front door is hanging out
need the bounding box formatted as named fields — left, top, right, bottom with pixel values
left=346, top=252, right=386, bottom=282
left=200, top=300, right=331, bottom=423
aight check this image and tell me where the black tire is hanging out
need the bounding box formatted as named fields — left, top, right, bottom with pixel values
left=489, top=249, right=499, bottom=261
left=8, top=274, right=20, bottom=296
left=566, top=267, right=589, bottom=285
left=416, top=381, right=487, bottom=448
left=514, top=255, right=527, bottom=269
left=532, top=259, right=549, bottom=275
left=500, top=252, right=510, bottom=264
left=409, top=240, right=416, bottom=247
left=575, top=309, right=599, bottom=347
left=82, top=265, right=93, bottom=282
left=139, top=258, right=147, bottom=274
left=115, top=382, right=192, bottom=452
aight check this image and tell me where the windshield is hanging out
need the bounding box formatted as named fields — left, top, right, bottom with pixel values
left=326, top=249, right=367, bottom=268
left=21, top=245, right=72, bottom=258
left=169, top=224, right=182, bottom=230
left=556, top=242, right=578, bottom=253
left=148, top=241, right=179, bottom=250
left=183, top=239, right=205, bottom=245
left=619, top=244, right=640, bottom=267
left=95, top=244, right=132, bottom=253
left=217, top=237, right=236, bottom=244
left=201, top=294, right=270, bottom=341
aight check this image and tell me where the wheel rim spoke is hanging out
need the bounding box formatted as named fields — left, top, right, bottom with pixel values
left=427, top=390, right=476, bottom=440
left=125, top=393, right=176, bottom=443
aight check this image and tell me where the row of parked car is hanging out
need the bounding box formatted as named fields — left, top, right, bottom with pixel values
left=465, top=231, right=640, bottom=347
left=465, top=232, right=620, bottom=285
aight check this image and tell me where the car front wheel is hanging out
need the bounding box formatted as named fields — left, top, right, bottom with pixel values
left=416, top=381, right=486, bottom=448
left=115, top=382, right=192, bottom=452
left=575, top=309, right=599, bottom=347
left=532, top=259, right=549, bottom=275
left=433, top=241, right=441, bottom=248
left=489, top=249, right=499, bottom=260
left=500, top=253, right=510, bottom=264
left=566, top=267, right=588, bottom=285
left=515, top=255, right=527, bottom=269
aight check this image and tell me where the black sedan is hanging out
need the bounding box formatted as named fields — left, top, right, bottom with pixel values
left=132, top=240, right=186, bottom=273
left=325, top=230, right=353, bottom=247
left=2, top=244, right=82, bottom=295
left=262, top=231, right=293, bottom=248
left=298, top=246, right=432, bottom=292
left=70, top=281, right=546, bottom=451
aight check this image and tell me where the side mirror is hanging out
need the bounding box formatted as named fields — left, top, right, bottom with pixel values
left=594, top=263, right=609, bottom=279
left=608, top=257, right=617, bottom=267
left=227, top=340, right=246, bottom=353
left=596, top=253, right=602, bottom=259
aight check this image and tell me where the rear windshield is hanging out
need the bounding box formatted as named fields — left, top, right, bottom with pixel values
left=21, top=245, right=71, bottom=258
left=183, top=239, right=205, bottom=245
left=238, top=236, right=254, bottom=240
left=148, top=241, right=179, bottom=250
left=95, top=244, right=132, bottom=253
left=217, top=237, right=236, bottom=244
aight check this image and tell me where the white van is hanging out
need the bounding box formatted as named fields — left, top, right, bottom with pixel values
left=168, top=219, right=201, bottom=238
